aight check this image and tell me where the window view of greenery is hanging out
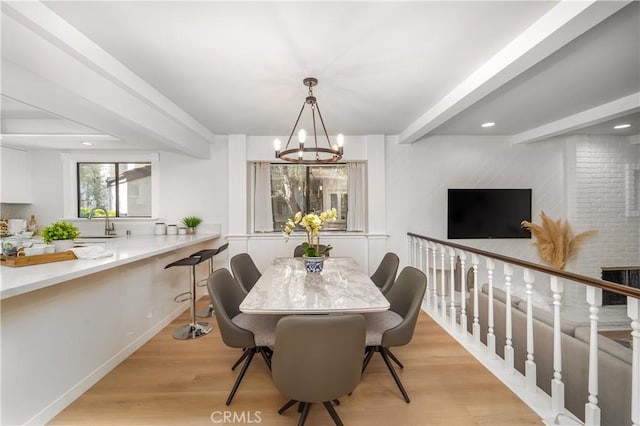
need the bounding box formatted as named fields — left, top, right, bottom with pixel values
left=270, top=164, right=347, bottom=231
left=78, top=163, right=152, bottom=218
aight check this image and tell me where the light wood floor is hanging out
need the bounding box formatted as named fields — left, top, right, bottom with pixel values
left=50, top=298, right=541, bottom=425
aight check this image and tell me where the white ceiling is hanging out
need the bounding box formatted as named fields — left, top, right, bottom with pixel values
left=1, top=1, right=638, bottom=154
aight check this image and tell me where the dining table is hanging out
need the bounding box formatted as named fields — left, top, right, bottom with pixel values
left=239, top=257, right=390, bottom=314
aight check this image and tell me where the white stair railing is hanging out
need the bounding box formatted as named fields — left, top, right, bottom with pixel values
left=407, top=232, right=640, bottom=426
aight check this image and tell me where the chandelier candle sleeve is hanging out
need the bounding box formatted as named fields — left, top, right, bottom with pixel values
left=274, top=77, right=344, bottom=164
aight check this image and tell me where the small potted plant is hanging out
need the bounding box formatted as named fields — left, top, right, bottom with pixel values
left=181, top=216, right=202, bottom=234
left=40, top=221, right=80, bottom=252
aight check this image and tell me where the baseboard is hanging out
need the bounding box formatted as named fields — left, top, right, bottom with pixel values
left=26, top=303, right=188, bottom=425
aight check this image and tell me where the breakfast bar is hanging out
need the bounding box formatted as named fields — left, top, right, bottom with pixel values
left=0, top=232, right=220, bottom=425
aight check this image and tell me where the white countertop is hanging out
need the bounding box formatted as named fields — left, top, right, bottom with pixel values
left=0, top=233, right=220, bottom=300
left=240, top=257, right=389, bottom=314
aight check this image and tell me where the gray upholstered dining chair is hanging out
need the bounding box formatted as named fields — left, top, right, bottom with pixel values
left=207, top=268, right=279, bottom=405
left=293, top=244, right=330, bottom=257
left=370, top=252, right=399, bottom=295
left=230, top=253, right=261, bottom=293
left=361, top=266, right=427, bottom=403
left=272, top=314, right=366, bottom=426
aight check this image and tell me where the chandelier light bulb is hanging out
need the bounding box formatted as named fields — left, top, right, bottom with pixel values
left=298, top=150, right=303, bottom=159
left=273, top=138, right=281, bottom=151
left=337, top=133, right=344, bottom=147
left=298, top=129, right=307, bottom=143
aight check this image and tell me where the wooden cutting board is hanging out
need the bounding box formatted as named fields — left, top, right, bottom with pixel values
left=0, top=251, right=77, bottom=267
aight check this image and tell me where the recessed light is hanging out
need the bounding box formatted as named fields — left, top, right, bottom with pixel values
left=481, top=122, right=495, bottom=128
left=81, top=141, right=92, bottom=146
left=613, top=124, right=631, bottom=130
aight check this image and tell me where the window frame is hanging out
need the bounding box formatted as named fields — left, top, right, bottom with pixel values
left=62, top=153, right=160, bottom=220
left=76, top=162, right=152, bottom=218
left=254, top=162, right=350, bottom=233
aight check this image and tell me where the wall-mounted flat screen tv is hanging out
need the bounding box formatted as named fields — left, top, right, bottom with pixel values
left=448, top=189, right=532, bottom=239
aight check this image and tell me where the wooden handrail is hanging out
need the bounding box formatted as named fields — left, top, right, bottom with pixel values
left=408, top=232, right=640, bottom=299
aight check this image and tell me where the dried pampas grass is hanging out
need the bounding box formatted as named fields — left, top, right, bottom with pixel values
left=521, top=211, right=597, bottom=270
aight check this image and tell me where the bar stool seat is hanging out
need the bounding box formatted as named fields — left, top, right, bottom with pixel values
left=193, top=243, right=228, bottom=318
left=165, top=256, right=213, bottom=340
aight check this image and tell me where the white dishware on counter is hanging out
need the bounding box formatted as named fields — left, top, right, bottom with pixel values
left=153, top=222, right=166, bottom=235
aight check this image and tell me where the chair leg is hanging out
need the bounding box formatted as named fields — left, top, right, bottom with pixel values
left=298, top=402, right=311, bottom=426
left=231, top=348, right=250, bottom=371
left=386, top=348, right=404, bottom=369
left=379, top=346, right=410, bottom=403
left=257, top=347, right=272, bottom=370
left=226, top=348, right=256, bottom=405
left=278, top=399, right=298, bottom=414
left=362, top=346, right=375, bottom=374
left=322, top=401, right=344, bottom=426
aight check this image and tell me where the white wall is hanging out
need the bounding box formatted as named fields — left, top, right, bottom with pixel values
left=385, top=135, right=565, bottom=271
left=24, top=141, right=228, bottom=241
left=564, top=135, right=640, bottom=305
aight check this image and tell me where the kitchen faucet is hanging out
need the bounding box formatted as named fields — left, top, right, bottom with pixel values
left=88, top=207, right=116, bottom=236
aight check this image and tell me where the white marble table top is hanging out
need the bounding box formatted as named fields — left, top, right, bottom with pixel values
left=239, top=257, right=390, bottom=314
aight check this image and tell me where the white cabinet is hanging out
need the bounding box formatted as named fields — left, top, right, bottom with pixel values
left=1, top=146, right=32, bottom=203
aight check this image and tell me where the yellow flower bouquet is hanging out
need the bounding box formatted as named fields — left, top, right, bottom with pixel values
left=283, top=208, right=338, bottom=257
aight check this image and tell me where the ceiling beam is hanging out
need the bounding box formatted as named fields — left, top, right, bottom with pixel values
left=2, top=1, right=215, bottom=158
left=398, top=0, right=631, bottom=145
left=511, top=93, right=640, bottom=144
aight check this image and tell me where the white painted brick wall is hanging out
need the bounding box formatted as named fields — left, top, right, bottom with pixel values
left=565, top=135, right=640, bottom=305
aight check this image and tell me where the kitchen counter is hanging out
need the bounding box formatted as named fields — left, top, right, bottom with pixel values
left=0, top=232, right=220, bottom=300
left=1, top=231, right=222, bottom=425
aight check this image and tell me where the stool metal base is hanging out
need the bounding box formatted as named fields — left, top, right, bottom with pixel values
left=172, top=322, right=213, bottom=340
left=196, top=304, right=214, bottom=318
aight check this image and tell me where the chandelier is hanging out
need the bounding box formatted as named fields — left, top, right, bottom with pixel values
left=273, top=77, right=344, bottom=164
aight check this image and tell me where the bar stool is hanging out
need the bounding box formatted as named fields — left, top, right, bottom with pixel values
left=165, top=256, right=213, bottom=340
left=193, top=243, right=228, bottom=318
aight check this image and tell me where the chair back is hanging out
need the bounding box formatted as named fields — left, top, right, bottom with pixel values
left=382, top=266, right=427, bottom=348
left=370, top=252, right=399, bottom=294
left=216, top=242, right=229, bottom=255
left=293, top=244, right=330, bottom=257
left=207, top=268, right=255, bottom=349
left=272, top=315, right=365, bottom=403
left=230, top=253, right=261, bottom=293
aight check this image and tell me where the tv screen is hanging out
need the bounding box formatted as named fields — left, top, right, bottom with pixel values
left=448, top=189, right=532, bottom=239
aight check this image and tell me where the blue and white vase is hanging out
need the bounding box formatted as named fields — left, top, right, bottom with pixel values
left=303, top=255, right=324, bottom=273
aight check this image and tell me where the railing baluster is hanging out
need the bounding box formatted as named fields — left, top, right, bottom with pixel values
left=417, top=239, right=424, bottom=272
left=585, top=286, right=602, bottom=426
left=629, top=297, right=639, bottom=426
left=439, top=244, right=446, bottom=319
left=449, top=247, right=457, bottom=328
left=504, top=263, right=514, bottom=374
left=424, top=240, right=430, bottom=309
left=487, top=258, right=496, bottom=358
left=459, top=251, right=467, bottom=335
left=550, top=276, right=565, bottom=418
left=431, top=242, right=438, bottom=310
left=472, top=254, right=480, bottom=345
left=524, top=268, right=537, bottom=394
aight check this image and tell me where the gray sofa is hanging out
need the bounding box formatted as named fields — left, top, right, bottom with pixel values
left=466, top=284, right=632, bottom=426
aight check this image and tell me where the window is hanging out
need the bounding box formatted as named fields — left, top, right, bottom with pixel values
left=77, top=162, right=152, bottom=218
left=270, top=164, right=348, bottom=231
